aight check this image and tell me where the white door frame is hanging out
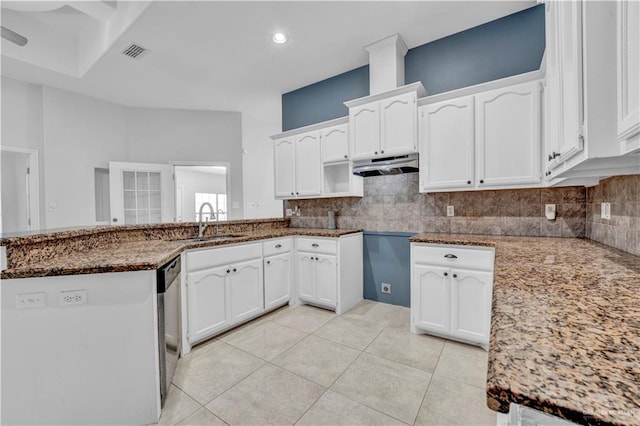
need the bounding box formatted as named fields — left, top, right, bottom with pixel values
left=1, top=146, right=41, bottom=232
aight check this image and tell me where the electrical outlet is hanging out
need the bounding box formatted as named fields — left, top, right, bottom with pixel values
left=16, top=293, right=46, bottom=309
left=285, top=208, right=293, bottom=217
left=59, top=290, right=87, bottom=307
left=545, top=204, right=556, bottom=220
left=381, top=283, right=391, bottom=294
left=601, top=202, right=611, bottom=220
left=446, top=205, right=455, bottom=217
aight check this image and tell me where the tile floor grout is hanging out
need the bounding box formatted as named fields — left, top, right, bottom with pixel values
left=164, top=301, right=494, bottom=426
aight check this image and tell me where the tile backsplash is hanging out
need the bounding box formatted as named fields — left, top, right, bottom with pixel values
left=286, top=173, right=640, bottom=255
left=586, top=175, right=640, bottom=255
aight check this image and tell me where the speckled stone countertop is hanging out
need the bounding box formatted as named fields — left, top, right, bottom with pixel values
left=1, top=220, right=361, bottom=279
left=410, top=233, right=640, bottom=426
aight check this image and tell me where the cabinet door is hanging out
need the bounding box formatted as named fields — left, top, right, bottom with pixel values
left=413, top=264, right=450, bottom=334
left=350, top=103, right=380, bottom=160
left=380, top=92, right=418, bottom=156
left=264, top=253, right=291, bottom=310
left=617, top=0, right=640, bottom=146
left=315, top=254, right=337, bottom=308
left=450, top=269, right=493, bottom=345
left=420, top=98, right=475, bottom=191
left=274, top=138, right=295, bottom=198
left=321, top=124, right=349, bottom=163
left=475, top=81, right=542, bottom=187
left=556, top=0, right=584, bottom=160
left=187, top=266, right=230, bottom=343
left=229, top=259, right=264, bottom=324
left=297, top=253, right=316, bottom=302
left=544, top=2, right=563, bottom=173
left=295, top=132, right=322, bottom=196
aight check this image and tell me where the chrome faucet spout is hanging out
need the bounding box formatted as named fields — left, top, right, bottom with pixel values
left=197, top=202, right=215, bottom=238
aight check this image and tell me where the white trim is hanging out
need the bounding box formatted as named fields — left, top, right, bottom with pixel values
left=1, top=146, right=41, bottom=232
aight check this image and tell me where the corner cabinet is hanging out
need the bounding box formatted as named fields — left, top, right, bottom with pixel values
left=419, top=79, right=542, bottom=193
left=411, top=243, right=495, bottom=349
left=346, top=83, right=425, bottom=161
left=617, top=0, right=640, bottom=153
left=294, top=233, right=363, bottom=315
left=273, top=131, right=322, bottom=199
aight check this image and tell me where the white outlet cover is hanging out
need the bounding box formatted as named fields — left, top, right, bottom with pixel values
left=601, top=202, right=611, bottom=220
left=59, top=290, right=88, bottom=306
left=446, top=205, right=455, bottom=217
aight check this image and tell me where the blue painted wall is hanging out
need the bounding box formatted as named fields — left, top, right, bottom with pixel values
left=281, top=4, right=544, bottom=131
left=363, top=232, right=416, bottom=307
left=281, top=65, right=369, bottom=131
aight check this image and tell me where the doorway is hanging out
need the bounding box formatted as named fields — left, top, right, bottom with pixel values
left=1, top=147, right=40, bottom=234
left=174, top=165, right=228, bottom=223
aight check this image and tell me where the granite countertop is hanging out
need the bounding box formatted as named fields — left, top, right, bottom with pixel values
left=1, top=228, right=362, bottom=279
left=410, top=233, right=640, bottom=426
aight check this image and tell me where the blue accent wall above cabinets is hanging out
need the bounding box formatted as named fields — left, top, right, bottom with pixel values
left=281, top=65, right=369, bottom=131
left=281, top=4, right=544, bottom=131
left=405, top=4, right=545, bottom=95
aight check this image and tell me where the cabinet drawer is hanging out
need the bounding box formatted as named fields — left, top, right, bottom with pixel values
left=412, top=244, right=494, bottom=271
left=296, top=237, right=337, bottom=255
left=187, top=243, right=262, bottom=271
left=263, top=238, right=292, bottom=257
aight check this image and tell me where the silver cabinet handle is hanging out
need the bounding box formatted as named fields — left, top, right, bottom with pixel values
left=275, top=244, right=282, bottom=249
left=311, top=243, right=319, bottom=248
left=444, top=254, right=458, bottom=259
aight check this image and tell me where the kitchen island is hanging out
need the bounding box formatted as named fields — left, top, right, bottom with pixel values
left=410, top=233, right=640, bottom=426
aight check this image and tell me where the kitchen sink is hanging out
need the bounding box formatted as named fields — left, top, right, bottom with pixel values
left=174, top=234, right=246, bottom=243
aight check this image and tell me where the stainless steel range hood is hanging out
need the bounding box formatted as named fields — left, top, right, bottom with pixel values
left=353, top=154, right=419, bottom=177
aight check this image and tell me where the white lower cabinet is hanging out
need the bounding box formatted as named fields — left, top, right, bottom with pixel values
left=185, top=243, right=264, bottom=347
left=297, top=252, right=337, bottom=308
left=411, top=243, right=494, bottom=348
left=295, top=234, right=363, bottom=315
left=264, top=252, right=292, bottom=310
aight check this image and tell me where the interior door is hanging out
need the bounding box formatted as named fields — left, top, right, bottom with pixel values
left=1, top=151, right=31, bottom=233
left=109, top=162, right=174, bottom=225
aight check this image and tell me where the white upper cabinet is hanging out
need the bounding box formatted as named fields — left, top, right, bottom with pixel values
left=350, top=103, right=381, bottom=159
left=273, top=131, right=322, bottom=199
left=294, top=132, right=322, bottom=196
left=419, top=79, right=541, bottom=192
left=380, top=91, right=418, bottom=156
left=618, top=0, right=640, bottom=153
left=475, top=81, right=541, bottom=187
left=420, top=97, right=475, bottom=190
left=321, top=123, right=349, bottom=163
left=346, top=84, right=424, bottom=161
left=273, top=138, right=295, bottom=198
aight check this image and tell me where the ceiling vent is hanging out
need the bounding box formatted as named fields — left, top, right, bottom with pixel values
left=121, top=43, right=148, bottom=60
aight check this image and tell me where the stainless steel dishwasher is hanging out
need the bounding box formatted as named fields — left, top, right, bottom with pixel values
left=157, top=256, right=181, bottom=405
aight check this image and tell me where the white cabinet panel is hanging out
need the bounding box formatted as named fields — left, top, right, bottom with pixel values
left=274, top=138, right=295, bottom=198
left=315, top=255, right=337, bottom=307
left=295, top=132, right=322, bottom=196
left=264, top=253, right=291, bottom=310
left=229, top=259, right=264, bottom=323
left=350, top=104, right=380, bottom=160
left=420, top=98, right=475, bottom=190
left=618, top=0, right=640, bottom=150
left=413, top=264, right=451, bottom=334
left=321, top=123, right=349, bottom=163
left=380, top=92, right=417, bottom=156
left=187, top=266, right=229, bottom=343
left=297, top=253, right=315, bottom=302
left=475, top=81, right=541, bottom=187
left=451, top=269, right=493, bottom=343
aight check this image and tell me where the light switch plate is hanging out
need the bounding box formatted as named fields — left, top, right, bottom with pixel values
left=16, top=293, right=46, bottom=309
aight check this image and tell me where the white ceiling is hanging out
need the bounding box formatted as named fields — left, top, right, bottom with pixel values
left=1, top=1, right=537, bottom=112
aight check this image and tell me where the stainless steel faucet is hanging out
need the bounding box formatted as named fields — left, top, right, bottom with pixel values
left=215, top=209, right=226, bottom=235
left=197, top=202, right=214, bottom=238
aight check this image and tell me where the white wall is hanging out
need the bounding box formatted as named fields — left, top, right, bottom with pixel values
left=175, top=169, right=227, bottom=222
left=125, top=107, right=244, bottom=219
left=240, top=97, right=283, bottom=219
left=42, top=86, right=128, bottom=229
left=1, top=77, right=46, bottom=227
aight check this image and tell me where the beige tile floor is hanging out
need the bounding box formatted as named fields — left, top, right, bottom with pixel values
left=158, top=301, right=497, bottom=426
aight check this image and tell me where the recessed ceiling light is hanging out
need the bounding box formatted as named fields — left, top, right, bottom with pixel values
left=272, top=33, right=287, bottom=44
